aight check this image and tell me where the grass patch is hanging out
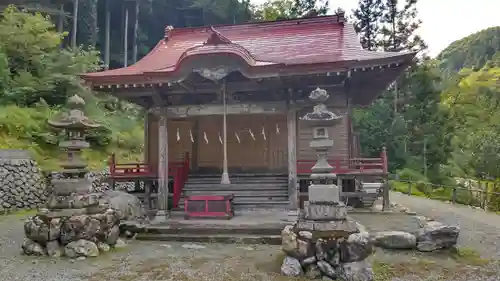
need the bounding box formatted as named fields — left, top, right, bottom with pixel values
left=450, top=247, right=490, bottom=266
left=373, top=261, right=395, bottom=281
left=0, top=208, right=37, bottom=219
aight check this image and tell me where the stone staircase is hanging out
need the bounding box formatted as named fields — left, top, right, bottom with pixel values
left=177, top=174, right=290, bottom=210
left=355, top=179, right=382, bottom=207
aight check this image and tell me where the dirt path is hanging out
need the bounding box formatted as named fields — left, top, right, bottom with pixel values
left=389, top=192, right=500, bottom=259
left=0, top=206, right=499, bottom=281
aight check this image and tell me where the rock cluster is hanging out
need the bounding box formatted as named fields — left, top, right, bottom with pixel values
left=373, top=217, right=460, bottom=252
left=22, top=190, right=146, bottom=258
left=280, top=223, right=374, bottom=281
left=0, top=159, right=47, bottom=213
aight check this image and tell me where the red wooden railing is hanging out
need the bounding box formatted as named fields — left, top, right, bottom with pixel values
left=108, top=152, right=190, bottom=208
left=297, top=147, right=388, bottom=175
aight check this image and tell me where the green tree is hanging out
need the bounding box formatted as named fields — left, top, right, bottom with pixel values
left=291, top=0, right=328, bottom=17
left=379, top=0, right=426, bottom=52
left=0, top=5, right=101, bottom=106
left=252, top=0, right=294, bottom=20
left=352, top=0, right=383, bottom=51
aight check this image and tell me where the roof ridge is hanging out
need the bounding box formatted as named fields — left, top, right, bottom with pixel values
left=164, top=14, right=345, bottom=39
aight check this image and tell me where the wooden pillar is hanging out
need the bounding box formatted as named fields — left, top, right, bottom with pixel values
left=287, top=106, right=298, bottom=209
left=123, top=5, right=129, bottom=67
left=144, top=113, right=149, bottom=164
left=71, top=0, right=79, bottom=48
left=132, top=0, right=140, bottom=63
left=157, top=108, right=169, bottom=215
left=104, top=0, right=111, bottom=69
left=221, top=81, right=230, bottom=184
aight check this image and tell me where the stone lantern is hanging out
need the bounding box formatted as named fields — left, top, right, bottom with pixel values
left=296, top=88, right=357, bottom=235
left=47, top=95, right=100, bottom=202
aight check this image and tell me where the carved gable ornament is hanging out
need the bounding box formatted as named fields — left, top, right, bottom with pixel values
left=193, top=67, right=231, bottom=81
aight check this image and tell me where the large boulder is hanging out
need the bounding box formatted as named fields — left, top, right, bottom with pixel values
left=64, top=239, right=99, bottom=258
left=416, top=221, right=460, bottom=252
left=101, top=190, right=147, bottom=221
left=24, top=215, right=60, bottom=245
left=281, top=256, right=303, bottom=277
left=373, top=231, right=417, bottom=250
left=339, top=260, right=374, bottom=281
left=339, top=231, right=374, bottom=263
left=21, top=239, right=45, bottom=256
left=281, top=225, right=299, bottom=257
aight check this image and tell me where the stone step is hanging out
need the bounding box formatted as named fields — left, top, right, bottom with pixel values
left=186, top=178, right=288, bottom=184
left=123, top=223, right=282, bottom=236
left=178, top=199, right=289, bottom=209
left=183, top=190, right=288, bottom=197
left=135, top=233, right=282, bottom=245
left=183, top=183, right=288, bottom=191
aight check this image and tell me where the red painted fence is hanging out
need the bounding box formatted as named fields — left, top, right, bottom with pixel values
left=108, top=153, right=190, bottom=208
left=297, top=148, right=388, bottom=175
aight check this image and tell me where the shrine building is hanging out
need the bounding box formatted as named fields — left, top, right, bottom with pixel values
left=82, top=12, right=415, bottom=215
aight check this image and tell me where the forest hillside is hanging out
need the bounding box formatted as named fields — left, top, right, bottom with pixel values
left=0, top=0, right=499, bottom=189
left=437, top=26, right=500, bottom=72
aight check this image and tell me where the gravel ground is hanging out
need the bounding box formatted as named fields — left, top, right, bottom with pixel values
left=0, top=194, right=500, bottom=281
left=389, top=191, right=500, bottom=260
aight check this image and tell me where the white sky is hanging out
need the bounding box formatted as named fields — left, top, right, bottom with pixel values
left=251, top=0, right=500, bottom=57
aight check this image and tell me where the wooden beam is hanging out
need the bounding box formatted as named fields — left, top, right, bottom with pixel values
left=157, top=102, right=288, bottom=118
left=157, top=107, right=169, bottom=216
left=287, top=105, right=298, bottom=210
left=114, top=81, right=345, bottom=97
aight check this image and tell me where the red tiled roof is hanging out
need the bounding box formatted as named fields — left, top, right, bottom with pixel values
left=82, top=15, right=414, bottom=85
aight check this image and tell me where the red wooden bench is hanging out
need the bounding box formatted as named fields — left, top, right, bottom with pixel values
left=184, top=195, right=234, bottom=220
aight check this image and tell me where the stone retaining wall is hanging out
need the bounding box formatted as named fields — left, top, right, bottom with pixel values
left=0, top=158, right=47, bottom=213
left=0, top=155, right=113, bottom=214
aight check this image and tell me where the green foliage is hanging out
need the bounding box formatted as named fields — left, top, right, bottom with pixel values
left=0, top=6, right=102, bottom=106
left=0, top=6, right=143, bottom=171
left=487, top=182, right=500, bottom=212
left=251, top=0, right=327, bottom=21
left=437, top=26, right=500, bottom=72
left=252, top=0, right=294, bottom=20
left=354, top=62, right=450, bottom=183
left=441, top=61, right=500, bottom=179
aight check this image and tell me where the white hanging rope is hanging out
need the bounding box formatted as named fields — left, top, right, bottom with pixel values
left=204, top=132, right=208, bottom=144
left=235, top=132, right=241, bottom=143
left=261, top=126, right=266, bottom=140
left=189, top=129, right=194, bottom=143
left=249, top=128, right=255, bottom=140
left=218, top=132, right=223, bottom=144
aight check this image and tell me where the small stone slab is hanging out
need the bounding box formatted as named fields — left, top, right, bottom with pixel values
left=38, top=208, right=88, bottom=219
left=304, top=201, right=347, bottom=221
left=50, top=178, right=93, bottom=196
left=308, top=184, right=340, bottom=203
left=296, top=220, right=359, bottom=238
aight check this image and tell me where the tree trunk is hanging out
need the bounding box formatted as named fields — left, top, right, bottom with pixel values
left=123, top=5, right=129, bottom=67
left=132, top=1, right=139, bottom=63
left=104, top=0, right=110, bottom=69
left=71, top=0, right=79, bottom=48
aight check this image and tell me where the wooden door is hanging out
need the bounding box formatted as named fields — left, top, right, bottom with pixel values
left=227, top=115, right=269, bottom=172
left=168, top=119, right=194, bottom=165
left=196, top=115, right=223, bottom=173
left=267, top=114, right=288, bottom=172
